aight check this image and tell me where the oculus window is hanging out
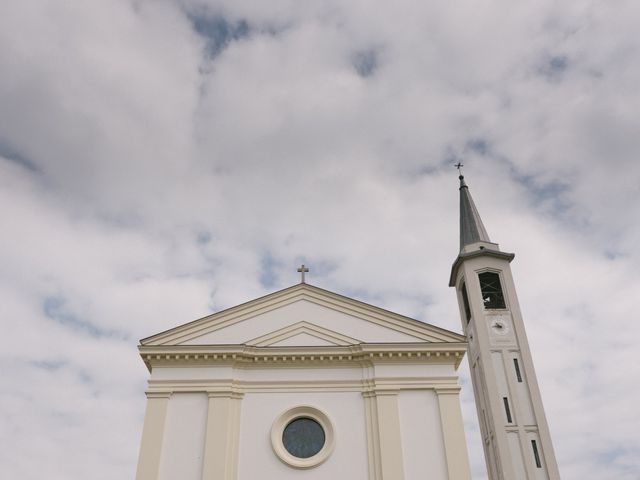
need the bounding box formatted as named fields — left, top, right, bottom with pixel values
left=271, top=406, right=335, bottom=469
left=478, top=272, right=506, bottom=309
left=282, top=417, right=325, bottom=458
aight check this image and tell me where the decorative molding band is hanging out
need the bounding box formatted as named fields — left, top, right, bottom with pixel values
left=139, top=343, right=467, bottom=372
left=145, top=377, right=461, bottom=395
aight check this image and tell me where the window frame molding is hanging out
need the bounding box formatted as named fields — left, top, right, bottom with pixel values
left=270, top=405, right=335, bottom=469
left=476, top=268, right=509, bottom=310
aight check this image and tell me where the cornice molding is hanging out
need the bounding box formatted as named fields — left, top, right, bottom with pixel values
left=145, top=376, right=461, bottom=395
left=449, top=249, right=515, bottom=287
left=139, top=342, right=468, bottom=372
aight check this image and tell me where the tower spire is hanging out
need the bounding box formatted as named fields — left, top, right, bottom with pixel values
left=458, top=174, right=491, bottom=251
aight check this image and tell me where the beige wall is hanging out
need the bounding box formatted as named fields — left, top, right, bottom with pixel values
left=137, top=360, right=471, bottom=480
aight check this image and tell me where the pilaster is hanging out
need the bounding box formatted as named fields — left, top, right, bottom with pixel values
left=363, top=389, right=405, bottom=480
left=436, top=387, right=471, bottom=480
left=136, top=392, right=171, bottom=480
left=363, top=391, right=382, bottom=480
left=201, top=390, right=244, bottom=480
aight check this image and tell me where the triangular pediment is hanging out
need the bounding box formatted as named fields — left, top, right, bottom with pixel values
left=246, top=321, right=362, bottom=347
left=141, top=283, right=465, bottom=347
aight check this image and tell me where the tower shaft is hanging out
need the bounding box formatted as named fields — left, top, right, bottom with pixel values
left=450, top=176, right=560, bottom=479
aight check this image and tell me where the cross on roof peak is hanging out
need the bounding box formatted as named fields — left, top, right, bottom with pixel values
left=297, top=264, right=309, bottom=283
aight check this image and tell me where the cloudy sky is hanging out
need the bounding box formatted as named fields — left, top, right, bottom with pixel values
left=1, top=0, right=639, bottom=478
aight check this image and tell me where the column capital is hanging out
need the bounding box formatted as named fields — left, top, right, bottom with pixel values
left=207, top=390, right=244, bottom=399
left=434, top=386, right=462, bottom=395
left=362, top=388, right=400, bottom=398
left=145, top=391, right=172, bottom=399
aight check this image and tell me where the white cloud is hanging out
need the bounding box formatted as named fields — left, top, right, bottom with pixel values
left=1, top=0, right=639, bottom=478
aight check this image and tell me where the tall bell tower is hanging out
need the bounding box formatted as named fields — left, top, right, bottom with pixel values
left=449, top=174, right=560, bottom=479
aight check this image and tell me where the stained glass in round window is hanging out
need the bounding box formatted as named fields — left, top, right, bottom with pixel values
left=282, top=417, right=325, bottom=458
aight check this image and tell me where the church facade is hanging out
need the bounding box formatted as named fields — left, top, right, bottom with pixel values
left=135, top=176, right=559, bottom=480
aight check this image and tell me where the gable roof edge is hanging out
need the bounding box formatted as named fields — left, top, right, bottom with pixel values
left=140, top=283, right=466, bottom=346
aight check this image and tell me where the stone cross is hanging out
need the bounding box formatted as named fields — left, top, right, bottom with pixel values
left=297, top=264, right=309, bottom=283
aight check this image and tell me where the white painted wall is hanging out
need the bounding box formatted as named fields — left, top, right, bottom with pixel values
left=141, top=361, right=469, bottom=480
left=237, top=391, right=369, bottom=480
left=183, top=300, right=423, bottom=345
left=398, top=390, right=448, bottom=479
left=151, top=366, right=234, bottom=381
left=236, top=365, right=363, bottom=383
left=510, top=351, right=536, bottom=425
left=507, top=431, right=527, bottom=478
left=269, top=332, right=338, bottom=346
left=159, top=393, right=208, bottom=480
left=373, top=363, right=456, bottom=378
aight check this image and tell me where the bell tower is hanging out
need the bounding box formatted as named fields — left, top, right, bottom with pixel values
left=449, top=174, right=560, bottom=479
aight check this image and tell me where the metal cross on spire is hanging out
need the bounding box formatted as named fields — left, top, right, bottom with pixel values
left=455, top=162, right=467, bottom=187
left=297, top=264, right=309, bottom=283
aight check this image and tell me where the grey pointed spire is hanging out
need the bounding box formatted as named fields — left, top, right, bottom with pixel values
left=459, top=175, right=490, bottom=251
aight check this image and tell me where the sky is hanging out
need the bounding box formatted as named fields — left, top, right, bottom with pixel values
left=1, top=0, right=639, bottom=478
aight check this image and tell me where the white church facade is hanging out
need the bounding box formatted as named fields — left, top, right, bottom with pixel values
left=135, top=176, right=560, bottom=480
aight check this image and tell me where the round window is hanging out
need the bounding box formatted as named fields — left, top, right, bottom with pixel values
left=282, top=417, right=326, bottom=458
left=271, top=406, right=335, bottom=469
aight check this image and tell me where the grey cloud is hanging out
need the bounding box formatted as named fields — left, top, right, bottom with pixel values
left=351, top=49, right=379, bottom=77
left=511, top=172, right=573, bottom=219
left=188, top=13, right=251, bottom=58
left=259, top=252, right=281, bottom=289
left=43, top=296, right=127, bottom=340
left=539, top=55, right=570, bottom=81
left=30, top=359, right=67, bottom=371
left=465, top=138, right=490, bottom=156
left=0, top=143, right=40, bottom=173
left=196, top=230, right=213, bottom=244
